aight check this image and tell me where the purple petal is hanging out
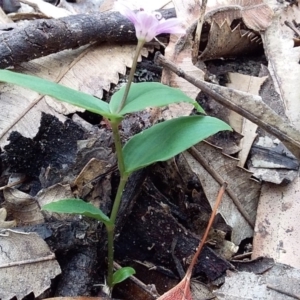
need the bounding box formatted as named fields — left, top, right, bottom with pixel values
left=115, top=1, right=138, bottom=24
left=155, top=18, right=186, bottom=35
left=135, top=11, right=160, bottom=42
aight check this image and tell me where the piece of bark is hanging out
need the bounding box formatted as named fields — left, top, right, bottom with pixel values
left=0, top=9, right=176, bottom=69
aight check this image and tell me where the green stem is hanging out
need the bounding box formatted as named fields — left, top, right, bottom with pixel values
left=106, top=39, right=145, bottom=292
left=106, top=223, right=115, bottom=290
left=111, top=121, right=126, bottom=176
left=116, top=39, right=145, bottom=113
left=106, top=122, right=130, bottom=290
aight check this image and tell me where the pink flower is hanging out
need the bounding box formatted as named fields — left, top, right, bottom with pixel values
left=115, top=1, right=185, bottom=42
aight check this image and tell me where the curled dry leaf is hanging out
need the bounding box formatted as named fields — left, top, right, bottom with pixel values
left=200, top=20, right=262, bottom=61
left=0, top=230, right=61, bottom=300
left=205, top=0, right=274, bottom=32
left=0, top=207, right=16, bottom=228
left=3, top=187, right=45, bottom=225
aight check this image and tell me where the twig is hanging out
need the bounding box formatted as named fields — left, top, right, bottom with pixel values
left=0, top=9, right=176, bottom=68
left=0, top=253, right=56, bottom=268
left=188, top=146, right=255, bottom=228
left=156, top=183, right=227, bottom=300
left=192, top=0, right=208, bottom=63
left=267, top=284, right=300, bottom=299
left=284, top=20, right=300, bottom=38
left=186, top=183, right=227, bottom=281
left=154, top=52, right=300, bottom=161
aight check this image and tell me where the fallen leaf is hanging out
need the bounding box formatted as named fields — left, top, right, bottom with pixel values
left=0, top=207, right=16, bottom=228
left=0, top=229, right=61, bottom=300
left=214, top=263, right=300, bottom=299
left=200, top=20, right=262, bottom=61
left=3, top=188, right=45, bottom=225
left=205, top=0, right=274, bottom=31
left=160, top=0, right=204, bottom=120
left=226, top=72, right=268, bottom=167
left=183, top=142, right=261, bottom=245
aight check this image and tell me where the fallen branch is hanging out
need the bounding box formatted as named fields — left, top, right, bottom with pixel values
left=0, top=9, right=176, bottom=68
left=154, top=52, right=300, bottom=161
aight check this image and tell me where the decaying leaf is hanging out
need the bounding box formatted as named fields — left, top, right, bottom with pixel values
left=183, top=142, right=261, bottom=245
left=253, top=177, right=300, bottom=269
left=0, top=43, right=150, bottom=148
left=19, top=0, right=72, bottom=18
left=252, top=3, right=300, bottom=269
left=73, top=158, right=113, bottom=198
left=36, top=183, right=74, bottom=220
left=200, top=20, right=262, bottom=61
left=45, top=44, right=151, bottom=115
left=262, top=4, right=300, bottom=129
left=205, top=0, right=274, bottom=32
left=248, top=136, right=299, bottom=184
left=160, top=0, right=204, bottom=120
left=0, top=207, right=16, bottom=228
left=3, top=187, right=45, bottom=225
left=0, top=229, right=61, bottom=300
left=226, top=72, right=268, bottom=168
left=214, top=263, right=300, bottom=299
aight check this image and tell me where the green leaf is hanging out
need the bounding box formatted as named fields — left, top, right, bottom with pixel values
left=109, top=82, right=205, bottom=115
left=0, top=70, right=120, bottom=120
left=42, top=199, right=112, bottom=226
left=123, top=115, right=231, bottom=174
left=112, top=267, right=136, bottom=286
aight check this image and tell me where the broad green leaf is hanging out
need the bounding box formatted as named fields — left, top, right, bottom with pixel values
left=42, top=199, right=112, bottom=226
left=109, top=82, right=205, bottom=115
left=112, top=267, right=135, bottom=286
left=0, top=70, right=120, bottom=120
left=123, top=115, right=231, bottom=174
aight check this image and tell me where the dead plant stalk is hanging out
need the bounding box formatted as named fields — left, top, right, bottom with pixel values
left=157, top=183, right=227, bottom=300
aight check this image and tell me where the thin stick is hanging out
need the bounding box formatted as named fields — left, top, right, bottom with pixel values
left=154, top=52, right=300, bottom=160
left=186, top=183, right=227, bottom=281
left=192, top=0, right=208, bottom=63
left=267, top=284, right=300, bottom=299
left=0, top=253, right=56, bottom=268
left=188, top=147, right=255, bottom=228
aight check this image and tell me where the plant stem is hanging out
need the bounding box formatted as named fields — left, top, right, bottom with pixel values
left=111, top=121, right=126, bottom=176
left=106, top=223, right=115, bottom=290
left=106, top=39, right=145, bottom=291
left=106, top=121, right=130, bottom=290
left=116, top=39, right=145, bottom=113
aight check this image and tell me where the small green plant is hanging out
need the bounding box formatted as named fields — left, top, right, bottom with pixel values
left=0, top=1, right=231, bottom=294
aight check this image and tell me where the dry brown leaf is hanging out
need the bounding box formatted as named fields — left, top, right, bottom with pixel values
left=36, top=183, right=74, bottom=220
left=157, top=276, right=192, bottom=300
left=200, top=20, right=261, bottom=61
left=252, top=2, right=300, bottom=269
left=0, top=230, right=61, bottom=300
left=160, top=0, right=204, bottom=120
left=253, top=179, right=300, bottom=268
left=214, top=263, right=300, bottom=299
left=73, top=158, right=112, bottom=198
left=19, top=0, right=72, bottom=18
left=262, top=4, right=300, bottom=129
left=205, top=0, right=273, bottom=31
left=226, top=72, right=268, bottom=167
left=45, top=44, right=151, bottom=114
left=183, top=142, right=260, bottom=245
left=0, top=44, right=150, bottom=148
left=3, top=187, right=45, bottom=225
left=0, top=207, right=16, bottom=228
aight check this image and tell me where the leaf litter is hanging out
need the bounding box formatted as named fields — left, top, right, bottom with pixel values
left=1, top=0, right=300, bottom=298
